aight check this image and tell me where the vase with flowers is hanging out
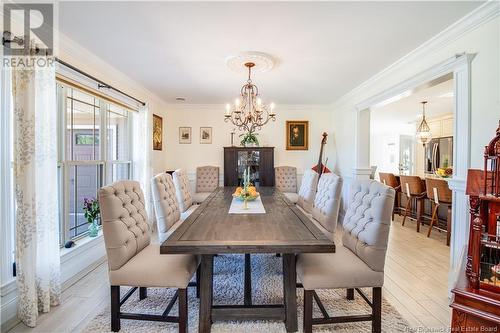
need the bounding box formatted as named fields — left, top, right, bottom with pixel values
left=83, top=198, right=100, bottom=237
left=233, top=167, right=259, bottom=209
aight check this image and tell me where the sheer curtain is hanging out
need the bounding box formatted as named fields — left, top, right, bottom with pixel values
left=133, top=103, right=153, bottom=219
left=12, top=61, right=61, bottom=326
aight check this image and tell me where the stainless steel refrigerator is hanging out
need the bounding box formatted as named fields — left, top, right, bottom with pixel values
left=424, top=136, right=453, bottom=174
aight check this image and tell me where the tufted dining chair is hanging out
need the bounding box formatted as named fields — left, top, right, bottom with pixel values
left=98, top=180, right=199, bottom=332
left=151, top=173, right=184, bottom=243
left=193, top=166, right=219, bottom=203
left=297, top=179, right=395, bottom=333
left=309, top=173, right=343, bottom=241
left=275, top=166, right=299, bottom=203
left=297, top=169, right=319, bottom=213
left=172, top=169, right=195, bottom=213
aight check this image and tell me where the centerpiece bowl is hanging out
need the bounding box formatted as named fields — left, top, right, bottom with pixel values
left=232, top=186, right=260, bottom=201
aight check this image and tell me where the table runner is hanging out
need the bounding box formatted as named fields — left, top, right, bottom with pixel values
left=228, top=196, right=266, bottom=214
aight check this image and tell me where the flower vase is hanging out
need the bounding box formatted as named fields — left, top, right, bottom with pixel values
left=243, top=198, right=248, bottom=210
left=88, top=219, right=99, bottom=237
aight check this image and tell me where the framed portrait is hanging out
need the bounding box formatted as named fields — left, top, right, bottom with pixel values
left=179, top=127, right=192, bottom=144
left=152, top=114, right=163, bottom=150
left=200, top=127, right=212, bottom=144
left=286, top=120, right=309, bottom=150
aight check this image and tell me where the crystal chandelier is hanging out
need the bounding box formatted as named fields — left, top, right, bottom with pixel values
left=416, top=101, right=432, bottom=145
left=224, top=62, right=276, bottom=134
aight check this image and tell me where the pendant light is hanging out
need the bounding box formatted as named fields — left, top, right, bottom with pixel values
left=416, top=101, right=432, bottom=146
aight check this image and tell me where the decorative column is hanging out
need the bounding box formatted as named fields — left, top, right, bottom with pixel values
left=353, top=108, right=372, bottom=179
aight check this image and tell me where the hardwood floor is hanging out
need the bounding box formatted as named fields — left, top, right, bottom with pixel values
left=8, top=215, right=451, bottom=333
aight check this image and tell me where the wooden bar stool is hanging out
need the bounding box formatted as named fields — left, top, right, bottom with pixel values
left=425, top=178, right=453, bottom=246
left=379, top=172, right=401, bottom=220
left=399, top=175, right=427, bottom=232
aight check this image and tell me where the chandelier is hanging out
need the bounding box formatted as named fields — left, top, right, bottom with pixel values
left=416, top=101, right=432, bottom=145
left=224, top=62, right=276, bottom=134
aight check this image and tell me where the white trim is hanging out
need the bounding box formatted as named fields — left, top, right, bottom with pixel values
left=333, top=1, right=499, bottom=109
left=353, top=53, right=475, bottom=291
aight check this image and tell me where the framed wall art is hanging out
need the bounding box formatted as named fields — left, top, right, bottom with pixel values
left=179, top=127, right=192, bottom=144
left=286, top=120, right=309, bottom=150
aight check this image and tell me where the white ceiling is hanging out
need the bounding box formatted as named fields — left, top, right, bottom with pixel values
left=371, top=78, right=454, bottom=129
left=58, top=1, right=482, bottom=105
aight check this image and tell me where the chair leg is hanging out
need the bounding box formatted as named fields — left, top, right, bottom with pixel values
left=402, top=197, right=412, bottom=226
left=372, top=287, right=382, bottom=333
left=346, top=288, right=354, bottom=300
left=196, top=266, right=201, bottom=298
left=427, top=203, right=439, bottom=238
left=303, top=289, right=313, bottom=333
left=178, top=288, right=188, bottom=333
left=111, top=286, right=120, bottom=332
left=139, top=287, right=147, bottom=300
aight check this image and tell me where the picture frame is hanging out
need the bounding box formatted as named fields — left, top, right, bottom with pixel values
left=286, top=120, right=309, bottom=150
left=200, top=127, right=213, bottom=144
left=152, top=114, right=163, bottom=150
left=179, top=127, right=192, bottom=144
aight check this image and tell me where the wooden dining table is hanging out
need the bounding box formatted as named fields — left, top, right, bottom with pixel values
left=160, top=186, right=335, bottom=333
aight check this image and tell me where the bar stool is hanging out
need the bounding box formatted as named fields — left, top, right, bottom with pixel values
left=378, top=172, right=400, bottom=220
left=399, top=175, right=427, bottom=232
left=425, top=178, right=453, bottom=246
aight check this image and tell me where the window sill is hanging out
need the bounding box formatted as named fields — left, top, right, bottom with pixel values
left=60, top=230, right=104, bottom=263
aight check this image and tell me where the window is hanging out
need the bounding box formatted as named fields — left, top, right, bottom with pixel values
left=57, top=83, right=133, bottom=242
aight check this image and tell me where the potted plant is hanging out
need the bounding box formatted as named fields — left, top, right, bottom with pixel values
left=83, top=197, right=100, bottom=237
left=240, top=132, right=259, bottom=147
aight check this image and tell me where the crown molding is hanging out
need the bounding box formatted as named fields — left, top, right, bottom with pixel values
left=164, top=103, right=332, bottom=112
left=332, top=1, right=499, bottom=110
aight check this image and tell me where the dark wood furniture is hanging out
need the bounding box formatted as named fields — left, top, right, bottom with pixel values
left=379, top=172, right=401, bottom=220
left=425, top=178, right=453, bottom=245
left=161, top=187, right=335, bottom=333
left=450, top=124, right=500, bottom=332
left=400, top=175, right=427, bottom=232
left=223, top=147, right=275, bottom=186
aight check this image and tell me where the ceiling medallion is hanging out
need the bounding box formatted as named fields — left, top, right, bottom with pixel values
left=225, top=51, right=275, bottom=74
left=224, top=61, right=276, bottom=134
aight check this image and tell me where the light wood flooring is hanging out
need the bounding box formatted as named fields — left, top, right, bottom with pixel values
left=8, top=215, right=451, bottom=333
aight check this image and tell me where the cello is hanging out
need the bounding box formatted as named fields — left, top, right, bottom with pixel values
left=312, top=132, right=331, bottom=178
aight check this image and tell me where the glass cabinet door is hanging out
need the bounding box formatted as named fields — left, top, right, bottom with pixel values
left=237, top=150, right=260, bottom=186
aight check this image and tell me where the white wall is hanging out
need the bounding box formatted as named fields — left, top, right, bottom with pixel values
left=370, top=122, right=415, bottom=176
left=332, top=13, right=499, bottom=177
left=162, top=104, right=334, bottom=177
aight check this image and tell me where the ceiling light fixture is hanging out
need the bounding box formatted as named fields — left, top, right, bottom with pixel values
left=416, top=101, right=432, bottom=146
left=224, top=62, right=276, bottom=134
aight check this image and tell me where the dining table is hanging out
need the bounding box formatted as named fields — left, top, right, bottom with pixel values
left=160, top=186, right=335, bottom=333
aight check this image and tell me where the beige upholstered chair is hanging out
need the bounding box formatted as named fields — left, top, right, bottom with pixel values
left=297, top=169, right=319, bottom=213
left=172, top=169, right=196, bottom=214
left=151, top=173, right=185, bottom=243
left=193, top=166, right=219, bottom=203
left=309, top=173, right=343, bottom=241
left=275, top=166, right=299, bottom=203
left=297, top=179, right=395, bottom=333
left=99, top=180, right=199, bottom=332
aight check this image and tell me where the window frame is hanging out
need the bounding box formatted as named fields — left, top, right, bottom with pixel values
left=57, top=82, right=134, bottom=244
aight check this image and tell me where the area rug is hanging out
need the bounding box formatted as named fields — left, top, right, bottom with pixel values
left=83, top=254, right=409, bottom=332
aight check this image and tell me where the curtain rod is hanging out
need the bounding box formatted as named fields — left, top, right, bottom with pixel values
left=55, top=58, right=146, bottom=106
left=2, top=31, right=146, bottom=106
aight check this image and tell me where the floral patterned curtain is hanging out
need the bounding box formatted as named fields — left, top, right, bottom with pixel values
left=132, top=104, right=153, bottom=219
left=12, top=58, right=61, bottom=327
